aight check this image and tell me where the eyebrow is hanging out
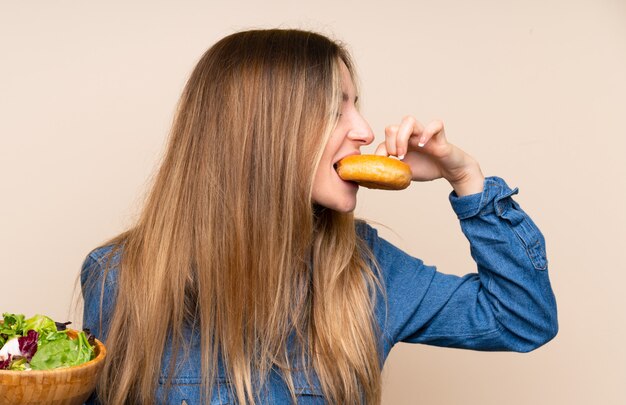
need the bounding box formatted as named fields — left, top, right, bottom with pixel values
left=342, top=93, right=359, bottom=104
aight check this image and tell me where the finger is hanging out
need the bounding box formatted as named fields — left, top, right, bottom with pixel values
left=374, top=141, right=388, bottom=156
left=418, top=119, right=446, bottom=148
left=384, top=125, right=399, bottom=157
left=397, top=116, right=423, bottom=158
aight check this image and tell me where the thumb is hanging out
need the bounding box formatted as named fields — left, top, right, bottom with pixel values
left=374, top=142, right=388, bottom=156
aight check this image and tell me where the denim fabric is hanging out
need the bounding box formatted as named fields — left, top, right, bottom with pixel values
left=81, top=176, right=558, bottom=404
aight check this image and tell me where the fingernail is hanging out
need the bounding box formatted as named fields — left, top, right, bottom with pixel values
left=418, top=137, right=426, bottom=147
left=398, top=154, right=405, bottom=160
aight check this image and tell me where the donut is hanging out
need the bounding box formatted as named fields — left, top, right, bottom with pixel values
left=335, top=155, right=412, bottom=190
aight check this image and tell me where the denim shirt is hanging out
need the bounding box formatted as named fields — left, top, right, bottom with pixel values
left=81, top=176, right=558, bottom=404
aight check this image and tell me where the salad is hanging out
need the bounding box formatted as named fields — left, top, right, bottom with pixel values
left=0, top=313, right=95, bottom=371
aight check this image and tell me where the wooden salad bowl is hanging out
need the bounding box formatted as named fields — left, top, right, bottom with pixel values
left=0, top=329, right=106, bottom=405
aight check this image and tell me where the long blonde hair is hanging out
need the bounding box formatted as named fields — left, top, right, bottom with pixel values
left=88, top=29, right=385, bottom=404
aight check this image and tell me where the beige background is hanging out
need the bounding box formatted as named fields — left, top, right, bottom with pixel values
left=1, top=0, right=625, bottom=404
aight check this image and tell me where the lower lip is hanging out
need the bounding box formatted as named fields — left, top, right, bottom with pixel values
left=334, top=164, right=358, bottom=189
left=340, top=176, right=358, bottom=189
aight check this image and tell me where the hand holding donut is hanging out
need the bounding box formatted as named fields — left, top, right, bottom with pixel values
left=374, top=117, right=485, bottom=197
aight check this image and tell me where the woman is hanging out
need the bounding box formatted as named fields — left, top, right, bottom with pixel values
left=81, top=29, right=558, bottom=404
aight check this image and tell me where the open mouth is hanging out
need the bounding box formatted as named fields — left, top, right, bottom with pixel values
left=333, top=162, right=358, bottom=186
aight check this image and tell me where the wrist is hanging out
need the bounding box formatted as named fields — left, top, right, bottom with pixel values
left=448, top=162, right=484, bottom=197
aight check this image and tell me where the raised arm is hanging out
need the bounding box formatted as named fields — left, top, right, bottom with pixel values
left=366, top=176, right=558, bottom=357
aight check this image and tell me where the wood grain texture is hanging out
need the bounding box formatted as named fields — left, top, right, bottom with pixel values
left=0, top=331, right=106, bottom=405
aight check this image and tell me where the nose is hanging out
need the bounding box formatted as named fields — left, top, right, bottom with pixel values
left=346, top=120, right=375, bottom=146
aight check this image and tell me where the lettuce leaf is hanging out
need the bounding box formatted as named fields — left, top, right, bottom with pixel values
left=23, top=314, right=57, bottom=338
left=30, top=331, right=94, bottom=370
left=8, top=357, right=28, bottom=370
left=55, top=321, right=71, bottom=331
left=0, top=313, right=25, bottom=347
left=18, top=330, right=38, bottom=360
left=2, top=313, right=95, bottom=371
left=0, top=354, right=11, bottom=370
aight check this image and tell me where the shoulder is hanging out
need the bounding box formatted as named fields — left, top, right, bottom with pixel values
left=355, top=219, right=435, bottom=276
left=86, top=244, right=122, bottom=269
left=80, top=243, right=123, bottom=300
left=355, top=219, right=405, bottom=264
left=80, top=243, right=123, bottom=340
left=355, top=219, right=379, bottom=246
left=80, top=245, right=122, bottom=283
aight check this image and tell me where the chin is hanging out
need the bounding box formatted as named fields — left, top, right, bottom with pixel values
left=338, top=202, right=356, bottom=213
left=312, top=196, right=356, bottom=213
left=312, top=182, right=358, bottom=213
left=327, top=197, right=357, bottom=213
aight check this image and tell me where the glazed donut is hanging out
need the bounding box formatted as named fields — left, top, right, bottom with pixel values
left=335, top=155, right=412, bottom=190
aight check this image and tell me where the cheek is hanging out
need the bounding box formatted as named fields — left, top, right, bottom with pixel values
left=311, top=166, right=358, bottom=212
left=325, top=127, right=349, bottom=155
left=313, top=140, right=341, bottom=191
left=312, top=165, right=333, bottom=197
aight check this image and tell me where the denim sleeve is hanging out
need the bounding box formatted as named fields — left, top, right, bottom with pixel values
left=80, top=246, right=120, bottom=405
left=80, top=245, right=119, bottom=344
left=369, top=176, right=558, bottom=354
